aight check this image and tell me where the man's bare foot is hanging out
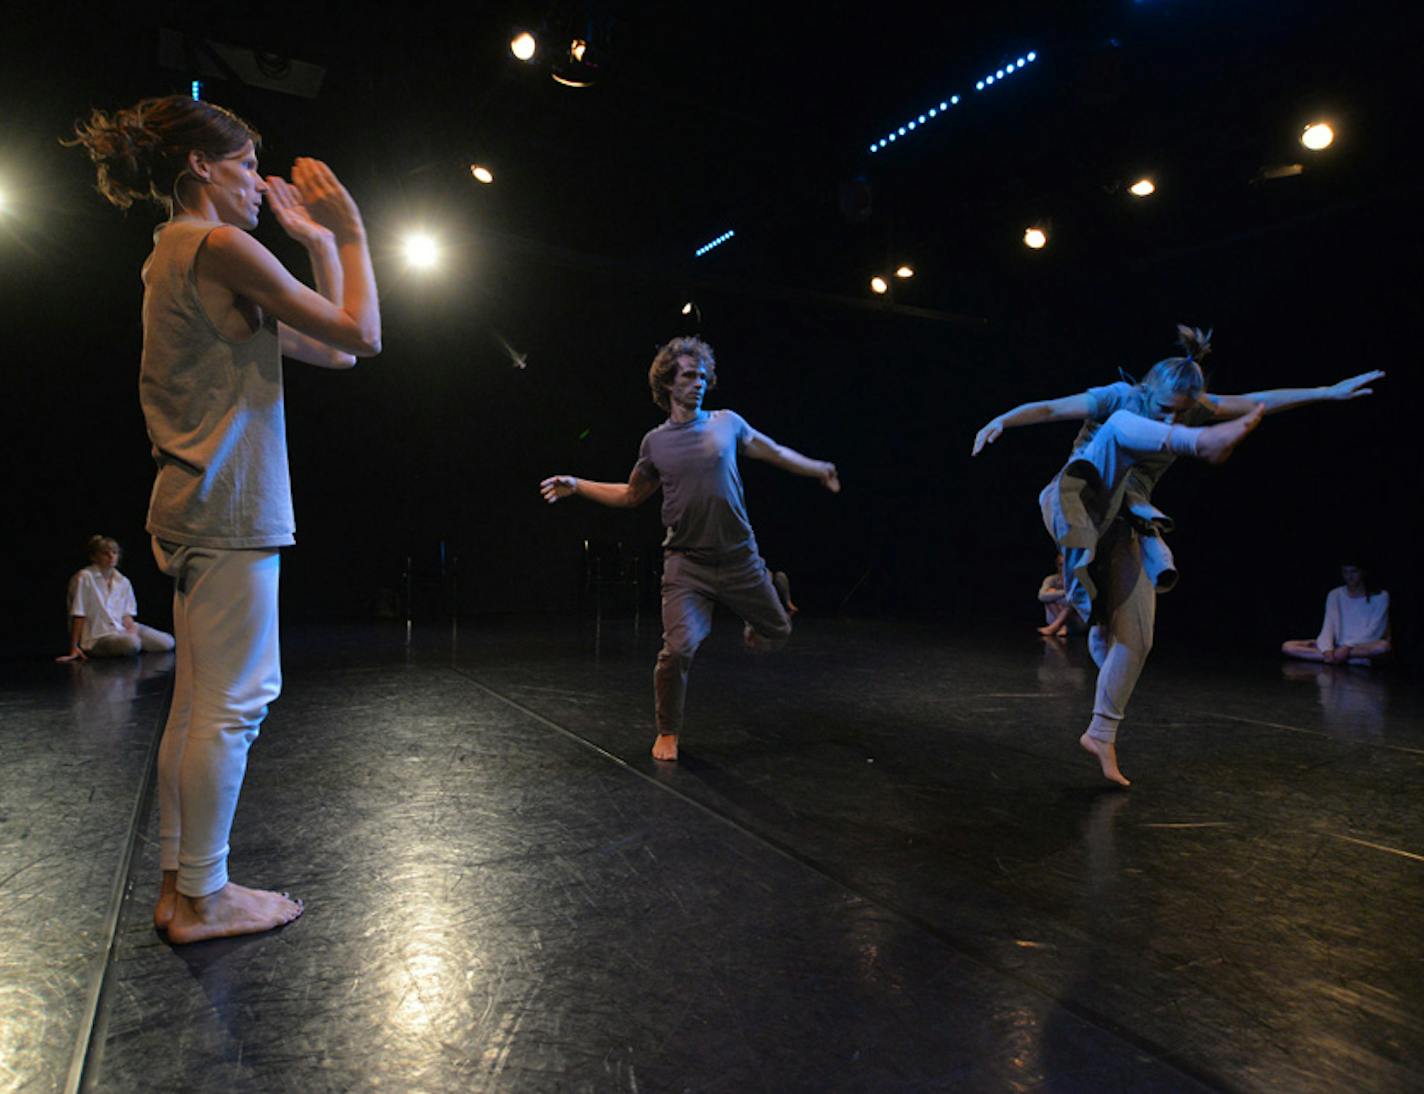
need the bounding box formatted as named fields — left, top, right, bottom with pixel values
left=1079, top=732, right=1131, bottom=787
left=773, top=571, right=798, bottom=617
left=165, top=882, right=303, bottom=945
left=652, top=733, right=679, bottom=762
left=1195, top=404, right=1264, bottom=464
left=153, top=870, right=178, bottom=931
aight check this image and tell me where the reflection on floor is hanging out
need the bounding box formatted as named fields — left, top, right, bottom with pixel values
left=3, top=617, right=1421, bottom=1092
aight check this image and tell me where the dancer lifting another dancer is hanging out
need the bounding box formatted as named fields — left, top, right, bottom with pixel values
left=541, top=337, right=839, bottom=762
left=68, top=95, right=380, bottom=941
left=972, top=325, right=1382, bottom=786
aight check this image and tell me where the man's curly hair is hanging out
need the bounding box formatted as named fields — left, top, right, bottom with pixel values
left=648, top=337, right=717, bottom=412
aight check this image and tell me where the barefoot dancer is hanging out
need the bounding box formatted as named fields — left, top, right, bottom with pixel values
left=540, top=337, right=839, bottom=762
left=972, top=325, right=1382, bottom=785
left=69, top=96, right=380, bottom=941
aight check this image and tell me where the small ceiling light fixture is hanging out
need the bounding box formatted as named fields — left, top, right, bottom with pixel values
left=470, top=164, right=494, bottom=184
left=510, top=32, right=537, bottom=61
left=681, top=302, right=694, bottom=316
left=895, top=264, right=915, bottom=279
left=1300, top=122, right=1334, bottom=151
left=870, top=275, right=890, bottom=295
left=552, top=37, right=600, bottom=87
left=1129, top=178, right=1155, bottom=197
left=1023, top=227, right=1048, bottom=250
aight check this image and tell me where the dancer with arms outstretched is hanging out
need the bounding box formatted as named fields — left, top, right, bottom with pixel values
left=973, top=325, right=1380, bottom=785
left=69, top=95, right=380, bottom=941
left=541, top=337, right=839, bottom=762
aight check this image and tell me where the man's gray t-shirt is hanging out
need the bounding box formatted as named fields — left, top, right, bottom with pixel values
left=633, top=409, right=756, bottom=554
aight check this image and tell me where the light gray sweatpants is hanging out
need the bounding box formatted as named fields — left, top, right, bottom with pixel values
left=153, top=539, right=282, bottom=898
left=654, top=548, right=792, bottom=735
left=1073, top=410, right=1201, bottom=745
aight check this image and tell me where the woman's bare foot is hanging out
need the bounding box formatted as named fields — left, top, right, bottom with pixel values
left=153, top=870, right=178, bottom=931
left=1195, top=404, right=1264, bottom=464
left=165, top=882, right=304, bottom=945
left=1079, top=732, right=1131, bottom=787
left=651, top=733, right=679, bottom=762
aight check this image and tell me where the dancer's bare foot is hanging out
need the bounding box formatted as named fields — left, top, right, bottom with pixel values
left=153, top=870, right=178, bottom=931
left=773, top=571, right=799, bottom=617
left=1079, top=732, right=1131, bottom=787
left=165, top=882, right=303, bottom=945
left=1195, top=404, right=1264, bottom=464
left=652, top=733, right=679, bottom=762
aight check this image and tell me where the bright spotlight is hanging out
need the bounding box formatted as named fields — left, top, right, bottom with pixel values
left=1129, top=178, right=1156, bottom=197
left=895, top=265, right=915, bottom=279
left=470, top=164, right=495, bottom=184
left=1301, top=122, right=1334, bottom=151
left=681, top=302, right=694, bottom=316
left=870, top=275, right=889, bottom=295
left=1023, top=227, right=1047, bottom=250
left=403, top=233, right=440, bottom=269
left=1027, top=51, right=1037, bottom=62
left=510, top=31, right=536, bottom=61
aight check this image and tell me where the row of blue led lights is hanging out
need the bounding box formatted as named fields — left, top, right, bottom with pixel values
left=868, top=51, right=1037, bottom=154
left=694, top=229, right=735, bottom=257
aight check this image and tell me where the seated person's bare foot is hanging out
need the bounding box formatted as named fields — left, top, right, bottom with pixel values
left=166, top=881, right=303, bottom=945
left=1195, top=404, right=1264, bottom=464
left=153, top=870, right=178, bottom=931
left=1079, top=732, right=1131, bottom=787
left=651, top=733, right=679, bottom=762
left=1037, top=623, right=1066, bottom=637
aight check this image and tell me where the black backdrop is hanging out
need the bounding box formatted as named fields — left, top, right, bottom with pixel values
left=4, top=5, right=1418, bottom=663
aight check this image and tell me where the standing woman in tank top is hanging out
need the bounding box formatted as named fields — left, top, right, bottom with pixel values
left=68, top=96, right=381, bottom=942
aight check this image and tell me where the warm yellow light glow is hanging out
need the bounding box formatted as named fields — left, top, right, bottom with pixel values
left=470, top=165, right=494, bottom=184
left=510, top=32, right=537, bottom=61
left=570, top=39, right=587, bottom=62
left=870, top=275, right=889, bottom=295
left=895, top=265, right=915, bottom=279
left=1301, top=122, right=1334, bottom=151
left=1023, top=227, right=1047, bottom=250
left=403, top=234, right=440, bottom=270
left=1129, top=178, right=1155, bottom=197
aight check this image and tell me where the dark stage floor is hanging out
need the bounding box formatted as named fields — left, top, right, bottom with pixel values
left=4, top=615, right=1422, bottom=1093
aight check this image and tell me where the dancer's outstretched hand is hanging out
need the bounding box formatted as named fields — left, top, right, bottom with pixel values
left=972, top=417, right=1005, bottom=455
left=818, top=462, right=841, bottom=493
left=291, top=158, right=364, bottom=242
left=540, top=475, right=578, bottom=504
left=265, top=174, right=333, bottom=248
left=1327, top=370, right=1385, bottom=401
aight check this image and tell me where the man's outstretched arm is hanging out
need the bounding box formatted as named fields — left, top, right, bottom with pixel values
left=540, top=467, right=659, bottom=507
left=743, top=430, right=840, bottom=493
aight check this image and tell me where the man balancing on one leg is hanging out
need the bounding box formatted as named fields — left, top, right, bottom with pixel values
left=540, top=337, right=840, bottom=762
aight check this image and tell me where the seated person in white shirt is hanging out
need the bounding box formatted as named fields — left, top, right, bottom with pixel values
left=1282, top=562, right=1391, bottom=666
left=58, top=535, right=175, bottom=662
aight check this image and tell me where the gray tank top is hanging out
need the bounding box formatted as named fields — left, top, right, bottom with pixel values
left=140, top=219, right=295, bottom=549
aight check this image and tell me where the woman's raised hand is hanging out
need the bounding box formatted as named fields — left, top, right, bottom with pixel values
left=290, top=158, right=364, bottom=242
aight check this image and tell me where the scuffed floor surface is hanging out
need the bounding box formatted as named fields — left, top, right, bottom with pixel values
left=4, top=617, right=1421, bottom=1092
